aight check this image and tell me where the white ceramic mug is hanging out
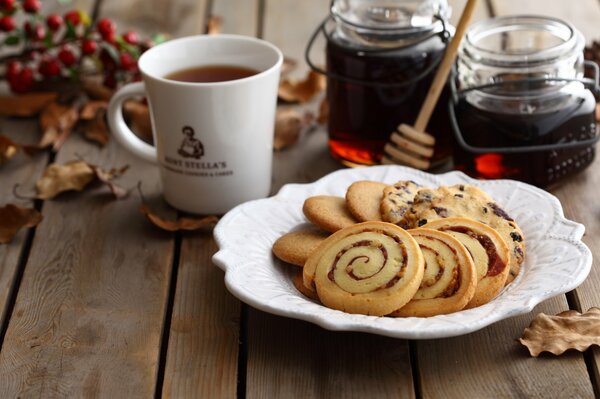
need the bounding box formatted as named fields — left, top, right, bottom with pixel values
left=107, top=34, right=283, bottom=214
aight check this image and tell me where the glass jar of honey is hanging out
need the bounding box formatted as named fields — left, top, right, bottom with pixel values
left=451, top=15, right=599, bottom=187
left=306, top=0, right=455, bottom=166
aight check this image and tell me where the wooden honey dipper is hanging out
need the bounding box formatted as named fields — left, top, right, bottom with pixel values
left=382, top=0, right=478, bottom=170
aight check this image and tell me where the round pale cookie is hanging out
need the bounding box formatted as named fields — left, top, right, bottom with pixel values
left=293, top=271, right=319, bottom=301
left=304, top=221, right=424, bottom=316
left=423, top=217, right=510, bottom=308
left=345, top=181, right=387, bottom=222
left=273, top=227, right=330, bottom=266
left=400, top=184, right=525, bottom=284
left=390, top=228, right=477, bottom=317
left=303, top=195, right=357, bottom=233
left=380, top=180, right=423, bottom=229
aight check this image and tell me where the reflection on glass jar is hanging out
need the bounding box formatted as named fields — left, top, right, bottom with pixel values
left=315, top=0, right=455, bottom=166
left=452, top=15, right=598, bottom=188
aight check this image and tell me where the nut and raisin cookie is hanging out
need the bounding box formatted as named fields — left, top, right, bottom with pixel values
left=400, top=184, right=525, bottom=283
left=345, top=181, right=387, bottom=222
left=273, top=226, right=330, bottom=266
left=303, top=195, right=357, bottom=233
left=380, top=180, right=423, bottom=229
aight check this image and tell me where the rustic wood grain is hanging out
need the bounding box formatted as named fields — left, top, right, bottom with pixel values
left=0, top=120, right=48, bottom=329
left=160, top=1, right=249, bottom=397
left=0, top=126, right=175, bottom=397
left=417, top=298, right=594, bottom=398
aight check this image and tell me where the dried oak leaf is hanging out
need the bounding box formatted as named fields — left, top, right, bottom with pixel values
left=82, top=79, right=114, bottom=101
left=80, top=100, right=108, bottom=121
left=139, top=204, right=219, bottom=231
left=595, top=104, right=600, bottom=123
left=0, top=135, right=38, bottom=164
left=124, top=100, right=152, bottom=141
left=274, top=108, right=314, bottom=150
left=81, top=106, right=110, bottom=146
left=0, top=204, right=42, bottom=244
left=278, top=70, right=326, bottom=103
left=39, top=102, right=80, bottom=151
left=207, top=15, right=222, bottom=34
left=520, top=308, right=600, bottom=357
left=35, top=160, right=129, bottom=200
left=0, top=92, right=58, bottom=117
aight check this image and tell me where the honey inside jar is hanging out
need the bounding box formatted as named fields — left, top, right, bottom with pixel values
left=452, top=16, right=598, bottom=187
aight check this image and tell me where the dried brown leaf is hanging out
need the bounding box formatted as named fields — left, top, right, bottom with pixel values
left=139, top=203, right=218, bottom=231
left=89, top=164, right=130, bottom=199
left=81, top=108, right=110, bottom=146
left=520, top=307, right=600, bottom=357
left=281, top=57, right=297, bottom=77
left=0, top=135, right=19, bottom=163
left=80, top=100, right=108, bottom=121
left=0, top=92, right=58, bottom=117
left=39, top=102, right=79, bottom=151
left=207, top=15, right=222, bottom=35
left=82, top=79, right=114, bottom=101
left=278, top=70, right=326, bottom=103
left=317, top=97, right=328, bottom=125
left=35, top=160, right=95, bottom=199
left=274, top=108, right=314, bottom=150
left=0, top=204, right=42, bottom=244
left=124, top=100, right=152, bottom=141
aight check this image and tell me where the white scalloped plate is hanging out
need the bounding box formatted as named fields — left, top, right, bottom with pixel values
left=212, top=165, right=592, bottom=339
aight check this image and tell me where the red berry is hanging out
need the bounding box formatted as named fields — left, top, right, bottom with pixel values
left=0, top=0, right=14, bottom=11
left=6, top=61, right=20, bottom=80
left=99, top=49, right=116, bottom=70
left=0, top=15, right=15, bottom=32
left=19, top=68, right=34, bottom=89
left=122, top=31, right=138, bottom=45
left=97, top=18, right=116, bottom=39
left=46, top=15, right=63, bottom=31
left=81, top=39, right=98, bottom=55
left=119, top=52, right=136, bottom=71
left=25, top=22, right=45, bottom=41
left=39, top=59, right=61, bottom=77
left=23, top=0, right=41, bottom=13
left=103, top=73, right=117, bottom=89
left=64, top=10, right=81, bottom=26
left=58, top=47, right=77, bottom=67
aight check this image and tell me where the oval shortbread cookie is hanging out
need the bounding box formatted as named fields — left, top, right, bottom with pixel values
left=272, top=227, right=330, bottom=266
left=304, top=222, right=424, bottom=316
left=345, top=181, right=387, bottom=222
left=390, top=228, right=477, bottom=317
left=303, top=195, right=357, bottom=233
left=424, top=217, right=511, bottom=308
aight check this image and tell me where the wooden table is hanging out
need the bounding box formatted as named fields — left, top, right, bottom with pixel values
left=1, top=0, right=600, bottom=397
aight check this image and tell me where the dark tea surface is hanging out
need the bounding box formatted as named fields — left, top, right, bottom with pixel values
left=165, top=64, right=258, bottom=83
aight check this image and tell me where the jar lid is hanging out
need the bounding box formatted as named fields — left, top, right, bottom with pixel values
left=331, top=0, right=450, bottom=33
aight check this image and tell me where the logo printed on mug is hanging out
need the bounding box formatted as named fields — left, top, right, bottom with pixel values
left=178, top=126, right=204, bottom=159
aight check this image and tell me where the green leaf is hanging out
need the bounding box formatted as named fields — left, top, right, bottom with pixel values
left=4, top=35, right=20, bottom=46
left=65, top=21, right=77, bottom=39
left=151, top=33, right=169, bottom=45
left=100, top=42, right=119, bottom=63
left=43, top=30, right=53, bottom=48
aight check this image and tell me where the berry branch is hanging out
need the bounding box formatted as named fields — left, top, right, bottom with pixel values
left=0, top=0, right=156, bottom=93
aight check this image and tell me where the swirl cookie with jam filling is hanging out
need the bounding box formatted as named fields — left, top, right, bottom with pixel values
left=424, top=217, right=510, bottom=308
left=399, top=184, right=525, bottom=283
left=303, top=222, right=424, bottom=316
left=390, top=228, right=477, bottom=317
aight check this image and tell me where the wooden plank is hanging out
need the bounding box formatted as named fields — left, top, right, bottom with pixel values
left=0, top=120, right=48, bottom=328
left=0, top=130, right=177, bottom=397
left=161, top=1, right=248, bottom=397
left=246, top=2, right=415, bottom=398
left=417, top=298, right=594, bottom=398
left=100, top=0, right=208, bottom=37
left=211, top=0, right=259, bottom=37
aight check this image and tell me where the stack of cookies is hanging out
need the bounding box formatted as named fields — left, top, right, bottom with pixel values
left=272, top=180, right=526, bottom=317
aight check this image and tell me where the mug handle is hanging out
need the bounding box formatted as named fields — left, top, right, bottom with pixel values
left=107, top=82, right=157, bottom=163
